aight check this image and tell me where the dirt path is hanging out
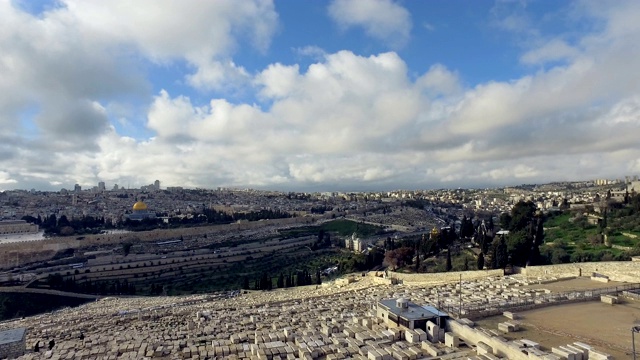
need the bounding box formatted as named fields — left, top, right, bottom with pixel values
left=476, top=300, right=640, bottom=359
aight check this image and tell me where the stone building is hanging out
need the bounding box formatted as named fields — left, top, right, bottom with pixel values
left=376, top=298, right=448, bottom=331
left=0, top=220, right=38, bottom=235
left=125, top=201, right=156, bottom=221
left=0, top=327, right=26, bottom=358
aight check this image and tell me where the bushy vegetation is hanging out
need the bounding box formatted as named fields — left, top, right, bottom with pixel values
left=387, top=195, right=640, bottom=274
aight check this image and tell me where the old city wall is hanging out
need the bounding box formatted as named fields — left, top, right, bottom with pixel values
left=0, top=216, right=318, bottom=269
left=384, top=269, right=504, bottom=285
left=521, top=261, right=640, bottom=283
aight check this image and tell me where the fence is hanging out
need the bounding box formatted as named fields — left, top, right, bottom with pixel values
left=436, top=283, right=640, bottom=319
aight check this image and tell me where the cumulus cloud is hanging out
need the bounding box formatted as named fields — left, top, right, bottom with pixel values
left=63, top=0, right=278, bottom=90
left=520, top=39, right=580, bottom=65
left=328, top=0, right=412, bottom=48
left=2, top=1, right=640, bottom=192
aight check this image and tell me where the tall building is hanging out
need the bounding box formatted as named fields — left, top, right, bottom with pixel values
left=98, top=181, right=105, bottom=192
left=154, top=180, right=160, bottom=190
left=113, top=184, right=119, bottom=190
left=74, top=184, right=81, bottom=193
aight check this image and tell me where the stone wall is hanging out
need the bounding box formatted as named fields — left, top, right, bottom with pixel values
left=386, top=269, right=504, bottom=285
left=521, top=261, right=640, bottom=283
left=0, top=338, right=25, bottom=358
left=446, top=319, right=530, bottom=360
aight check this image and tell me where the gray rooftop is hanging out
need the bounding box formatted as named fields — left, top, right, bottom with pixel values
left=378, top=299, right=446, bottom=320
left=0, top=328, right=26, bottom=346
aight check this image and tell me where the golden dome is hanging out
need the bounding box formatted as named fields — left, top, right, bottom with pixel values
left=132, top=201, right=148, bottom=211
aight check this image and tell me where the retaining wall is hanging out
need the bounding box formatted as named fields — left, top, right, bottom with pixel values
left=521, top=261, right=640, bottom=283
left=386, top=269, right=504, bottom=285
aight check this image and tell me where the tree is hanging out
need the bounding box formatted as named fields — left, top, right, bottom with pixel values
left=315, top=270, right=321, bottom=285
left=551, top=248, right=568, bottom=264
left=499, top=213, right=512, bottom=230
left=446, top=247, right=452, bottom=271
left=477, top=253, right=485, bottom=270
left=496, top=237, right=508, bottom=269
left=277, top=274, right=284, bottom=288
left=414, top=242, right=421, bottom=272
left=259, top=272, right=272, bottom=290
left=599, top=210, right=608, bottom=234
left=460, top=215, right=474, bottom=239
left=383, top=250, right=399, bottom=270
left=242, top=277, right=250, bottom=290
left=509, top=201, right=536, bottom=231
left=121, top=243, right=133, bottom=256
left=58, top=215, right=70, bottom=227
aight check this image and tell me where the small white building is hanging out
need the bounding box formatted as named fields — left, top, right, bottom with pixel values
left=376, top=298, right=448, bottom=331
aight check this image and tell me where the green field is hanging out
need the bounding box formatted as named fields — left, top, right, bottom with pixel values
left=279, top=219, right=384, bottom=238
left=542, top=210, right=638, bottom=263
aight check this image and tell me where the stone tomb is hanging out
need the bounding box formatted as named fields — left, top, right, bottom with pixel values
left=0, top=327, right=27, bottom=359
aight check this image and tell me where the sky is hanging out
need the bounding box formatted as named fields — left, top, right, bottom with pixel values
left=1, top=0, right=640, bottom=192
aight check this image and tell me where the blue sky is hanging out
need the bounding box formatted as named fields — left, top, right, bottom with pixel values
left=1, top=0, right=640, bottom=191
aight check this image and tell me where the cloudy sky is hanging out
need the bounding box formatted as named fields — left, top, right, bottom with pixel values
left=1, top=0, right=640, bottom=192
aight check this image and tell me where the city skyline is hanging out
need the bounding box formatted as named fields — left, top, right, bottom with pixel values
left=2, top=0, right=640, bottom=192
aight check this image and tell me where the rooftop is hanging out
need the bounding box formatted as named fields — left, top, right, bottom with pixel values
left=0, top=327, right=26, bottom=346
left=378, top=298, right=446, bottom=320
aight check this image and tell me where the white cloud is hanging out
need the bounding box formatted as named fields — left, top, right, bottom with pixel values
left=0, top=171, right=17, bottom=186
left=64, top=0, right=278, bottom=89
left=294, top=45, right=327, bottom=60
left=521, top=39, right=580, bottom=65
left=3, top=1, right=640, bottom=191
left=416, top=64, right=461, bottom=97
left=422, top=22, right=436, bottom=32
left=186, top=60, right=251, bottom=91
left=255, top=63, right=301, bottom=99
left=328, top=0, right=412, bottom=48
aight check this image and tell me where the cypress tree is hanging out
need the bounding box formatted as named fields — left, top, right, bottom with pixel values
left=415, top=241, right=421, bottom=272
left=477, top=253, right=485, bottom=270
left=496, top=237, right=508, bottom=269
